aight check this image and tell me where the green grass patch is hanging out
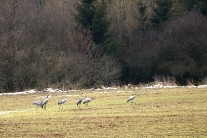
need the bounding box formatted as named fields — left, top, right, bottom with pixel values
left=0, top=88, right=207, bottom=137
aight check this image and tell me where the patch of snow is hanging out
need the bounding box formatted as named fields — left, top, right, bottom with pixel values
left=197, top=85, right=207, bottom=88
left=26, top=89, right=37, bottom=93
left=1, top=92, right=27, bottom=95
left=100, top=85, right=119, bottom=90
left=163, top=86, right=178, bottom=88
left=144, top=82, right=181, bottom=89
left=186, top=86, right=196, bottom=88
left=43, top=88, right=69, bottom=93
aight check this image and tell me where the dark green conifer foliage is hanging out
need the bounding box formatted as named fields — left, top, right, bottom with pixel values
left=75, top=0, right=96, bottom=28
left=181, top=0, right=207, bottom=16
left=74, top=0, right=115, bottom=54
left=137, top=1, right=149, bottom=31
left=150, top=0, right=172, bottom=28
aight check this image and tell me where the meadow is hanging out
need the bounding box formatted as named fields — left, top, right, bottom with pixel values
left=0, top=87, right=207, bottom=137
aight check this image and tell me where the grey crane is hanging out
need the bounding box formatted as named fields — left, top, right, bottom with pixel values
left=76, top=93, right=83, bottom=108
left=33, top=95, right=50, bottom=110
left=58, top=98, right=68, bottom=109
left=33, top=101, right=42, bottom=110
left=40, top=95, right=50, bottom=110
left=127, top=92, right=137, bottom=103
left=83, top=97, right=94, bottom=106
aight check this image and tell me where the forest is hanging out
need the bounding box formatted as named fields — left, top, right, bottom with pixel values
left=0, top=0, right=207, bottom=92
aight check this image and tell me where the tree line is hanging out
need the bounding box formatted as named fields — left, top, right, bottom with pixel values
left=0, top=0, right=207, bottom=92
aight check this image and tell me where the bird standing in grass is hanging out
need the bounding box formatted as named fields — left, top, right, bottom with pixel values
left=40, top=95, right=50, bottom=110
left=127, top=92, right=137, bottom=103
left=33, top=95, right=50, bottom=110
left=58, top=98, right=68, bottom=109
left=33, top=101, right=42, bottom=110
left=76, top=93, right=83, bottom=108
left=83, top=97, right=94, bottom=106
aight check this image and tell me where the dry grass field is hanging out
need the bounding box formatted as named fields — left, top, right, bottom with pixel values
left=0, top=87, right=207, bottom=137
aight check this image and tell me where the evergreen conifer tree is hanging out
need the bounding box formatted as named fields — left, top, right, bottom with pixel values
left=150, top=0, right=172, bottom=28
left=181, top=0, right=207, bottom=16
left=137, top=1, right=149, bottom=31
left=74, top=0, right=116, bottom=54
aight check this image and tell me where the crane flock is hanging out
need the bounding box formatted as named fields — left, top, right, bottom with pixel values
left=33, top=91, right=138, bottom=110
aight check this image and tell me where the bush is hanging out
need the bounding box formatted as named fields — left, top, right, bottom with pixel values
left=157, top=11, right=207, bottom=84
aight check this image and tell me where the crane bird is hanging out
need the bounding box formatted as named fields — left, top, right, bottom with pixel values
left=127, top=92, right=137, bottom=103
left=33, top=95, right=50, bottom=110
left=58, top=98, right=68, bottom=109
left=83, top=97, right=94, bottom=106
left=33, top=101, right=42, bottom=110
left=76, top=93, right=83, bottom=108
left=40, top=95, right=50, bottom=110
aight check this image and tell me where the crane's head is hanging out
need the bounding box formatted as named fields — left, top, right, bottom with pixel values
left=46, top=95, right=51, bottom=98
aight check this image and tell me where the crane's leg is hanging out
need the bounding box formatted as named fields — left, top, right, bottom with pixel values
left=36, top=105, right=41, bottom=111
left=44, top=104, right=47, bottom=110
left=61, top=104, right=63, bottom=109
left=130, top=100, right=133, bottom=105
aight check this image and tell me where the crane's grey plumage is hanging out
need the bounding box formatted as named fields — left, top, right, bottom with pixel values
left=127, top=93, right=137, bottom=103
left=83, top=97, right=94, bottom=105
left=58, top=98, right=68, bottom=109
left=33, top=101, right=42, bottom=110
left=33, top=101, right=42, bottom=106
left=33, top=95, right=50, bottom=110
left=76, top=93, right=83, bottom=107
left=40, top=95, right=49, bottom=110
left=58, top=99, right=68, bottom=105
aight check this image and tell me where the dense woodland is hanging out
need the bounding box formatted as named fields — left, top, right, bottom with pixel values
left=0, top=0, right=207, bottom=92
